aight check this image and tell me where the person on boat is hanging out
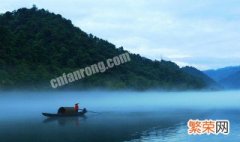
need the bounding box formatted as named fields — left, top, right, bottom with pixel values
left=83, top=108, right=87, bottom=113
left=74, top=103, right=79, bottom=112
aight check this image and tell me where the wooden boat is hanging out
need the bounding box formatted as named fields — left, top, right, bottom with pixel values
left=42, top=107, right=87, bottom=117
left=42, top=111, right=86, bottom=117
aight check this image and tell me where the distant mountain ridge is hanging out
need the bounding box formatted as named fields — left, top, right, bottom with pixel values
left=0, top=6, right=216, bottom=90
left=204, top=66, right=240, bottom=81
left=204, top=66, right=240, bottom=89
left=220, top=71, right=240, bottom=89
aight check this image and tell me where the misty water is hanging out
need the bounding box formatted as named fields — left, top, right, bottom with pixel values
left=0, top=91, right=240, bottom=142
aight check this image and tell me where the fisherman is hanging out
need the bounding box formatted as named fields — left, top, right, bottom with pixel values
left=74, top=103, right=79, bottom=112
left=83, top=108, right=87, bottom=113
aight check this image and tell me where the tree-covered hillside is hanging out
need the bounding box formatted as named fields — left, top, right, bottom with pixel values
left=182, top=66, right=220, bottom=89
left=0, top=7, right=214, bottom=90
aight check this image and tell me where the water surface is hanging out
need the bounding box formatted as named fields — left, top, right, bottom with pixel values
left=0, top=91, right=239, bottom=142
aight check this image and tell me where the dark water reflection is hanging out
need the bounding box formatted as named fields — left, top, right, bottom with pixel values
left=0, top=110, right=223, bottom=142
left=43, top=116, right=87, bottom=126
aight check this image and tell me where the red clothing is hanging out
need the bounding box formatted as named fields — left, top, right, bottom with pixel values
left=74, top=104, right=79, bottom=112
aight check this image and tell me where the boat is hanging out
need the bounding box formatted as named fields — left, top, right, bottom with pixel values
left=42, top=111, right=86, bottom=117
left=42, top=107, right=87, bottom=117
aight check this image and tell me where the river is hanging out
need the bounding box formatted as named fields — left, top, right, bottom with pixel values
left=0, top=91, right=239, bottom=142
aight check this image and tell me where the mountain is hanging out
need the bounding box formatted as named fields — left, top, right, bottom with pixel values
left=181, top=66, right=220, bottom=89
left=204, top=66, right=240, bottom=89
left=0, top=6, right=213, bottom=90
left=220, top=71, right=240, bottom=89
left=204, top=66, right=240, bottom=81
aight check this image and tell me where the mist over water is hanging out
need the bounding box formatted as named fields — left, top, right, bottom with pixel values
left=0, top=91, right=240, bottom=142
left=0, top=90, right=239, bottom=113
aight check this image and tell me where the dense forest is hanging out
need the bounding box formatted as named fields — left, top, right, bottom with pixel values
left=0, top=6, right=218, bottom=90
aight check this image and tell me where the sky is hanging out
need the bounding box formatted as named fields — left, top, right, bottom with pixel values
left=1, top=0, right=240, bottom=70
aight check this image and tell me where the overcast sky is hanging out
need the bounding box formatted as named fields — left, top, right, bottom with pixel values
left=1, top=0, right=240, bottom=70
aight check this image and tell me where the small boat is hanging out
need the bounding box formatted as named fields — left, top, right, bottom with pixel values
left=42, top=107, right=87, bottom=117
left=42, top=111, right=86, bottom=117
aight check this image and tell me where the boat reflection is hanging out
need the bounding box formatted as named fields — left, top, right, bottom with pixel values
left=43, top=116, right=87, bottom=126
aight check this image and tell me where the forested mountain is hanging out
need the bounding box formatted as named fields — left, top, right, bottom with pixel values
left=0, top=6, right=214, bottom=90
left=181, top=66, right=220, bottom=89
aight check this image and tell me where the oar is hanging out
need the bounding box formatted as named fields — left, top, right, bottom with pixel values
left=78, top=109, right=100, bottom=113
left=87, top=110, right=99, bottom=113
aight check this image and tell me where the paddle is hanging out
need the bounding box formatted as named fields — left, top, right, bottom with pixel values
left=78, top=109, right=99, bottom=113
left=87, top=110, right=99, bottom=113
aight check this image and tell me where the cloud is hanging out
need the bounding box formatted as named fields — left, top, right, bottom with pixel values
left=0, top=0, right=240, bottom=70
